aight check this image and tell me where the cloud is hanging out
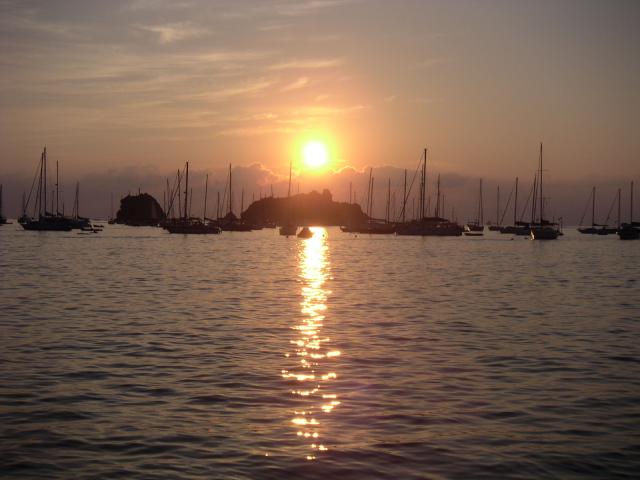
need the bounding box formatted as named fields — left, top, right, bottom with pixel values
left=124, top=0, right=193, bottom=11
left=280, top=77, right=309, bottom=92
left=384, top=95, right=396, bottom=103
left=136, top=21, right=206, bottom=43
left=275, top=0, right=361, bottom=17
left=201, top=78, right=276, bottom=101
left=268, top=58, right=342, bottom=70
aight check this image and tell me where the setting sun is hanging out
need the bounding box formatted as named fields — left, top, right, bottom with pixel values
left=303, top=142, right=328, bottom=169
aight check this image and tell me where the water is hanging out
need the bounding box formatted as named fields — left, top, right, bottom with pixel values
left=1, top=225, right=639, bottom=479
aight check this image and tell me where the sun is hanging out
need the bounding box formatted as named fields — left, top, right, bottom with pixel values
left=303, top=141, right=328, bottom=169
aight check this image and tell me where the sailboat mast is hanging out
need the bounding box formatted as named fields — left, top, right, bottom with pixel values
left=403, top=169, right=407, bottom=223
left=422, top=148, right=427, bottom=219
left=56, top=160, right=59, bottom=215
left=539, top=143, right=544, bottom=222
left=592, top=186, right=596, bottom=226
left=631, top=181, right=634, bottom=223
left=479, top=179, right=484, bottom=225
left=228, top=164, right=232, bottom=215
left=436, top=174, right=441, bottom=218
left=514, top=177, right=519, bottom=225
left=369, top=177, right=375, bottom=219
left=531, top=174, right=538, bottom=225
left=366, top=168, right=372, bottom=218
left=617, top=187, right=621, bottom=229
left=184, top=162, right=189, bottom=219
left=204, top=173, right=209, bottom=220
left=38, top=151, right=44, bottom=217
left=496, top=185, right=500, bottom=225
left=386, top=177, right=391, bottom=222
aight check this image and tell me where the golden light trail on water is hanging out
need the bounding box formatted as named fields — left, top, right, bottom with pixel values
left=279, top=227, right=339, bottom=460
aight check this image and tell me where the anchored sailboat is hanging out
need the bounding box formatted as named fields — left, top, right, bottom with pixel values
left=279, top=161, right=298, bottom=236
left=530, top=143, right=559, bottom=240
left=164, top=162, right=221, bottom=234
left=488, top=185, right=501, bottom=231
left=0, top=184, right=7, bottom=225
left=396, top=148, right=463, bottom=236
left=21, top=148, right=73, bottom=231
left=618, top=181, right=640, bottom=240
left=221, top=164, right=252, bottom=232
left=464, top=179, right=484, bottom=235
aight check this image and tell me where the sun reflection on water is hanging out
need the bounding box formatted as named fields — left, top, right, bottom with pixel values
left=280, top=227, right=339, bottom=460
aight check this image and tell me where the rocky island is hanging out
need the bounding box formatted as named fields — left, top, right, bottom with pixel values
left=242, top=189, right=367, bottom=226
left=116, top=193, right=166, bottom=226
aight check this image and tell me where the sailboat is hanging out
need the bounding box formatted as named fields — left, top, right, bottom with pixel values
left=396, top=148, right=463, bottom=236
left=464, top=179, right=484, bottom=235
left=576, top=186, right=614, bottom=234
left=0, top=184, right=7, bottom=225
left=341, top=170, right=396, bottom=234
left=21, top=148, right=73, bottom=231
left=164, top=162, right=221, bottom=234
left=488, top=185, right=501, bottom=231
left=530, top=143, right=559, bottom=240
left=279, top=161, right=298, bottom=236
left=618, top=181, right=640, bottom=240
left=221, top=164, right=252, bottom=232
left=68, top=182, right=91, bottom=229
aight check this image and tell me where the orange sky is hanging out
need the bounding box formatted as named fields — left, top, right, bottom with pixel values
left=1, top=0, right=639, bottom=219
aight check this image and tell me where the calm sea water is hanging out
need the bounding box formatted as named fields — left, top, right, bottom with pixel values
left=1, top=224, right=639, bottom=479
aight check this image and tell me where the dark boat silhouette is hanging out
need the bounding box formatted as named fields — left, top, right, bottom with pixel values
left=464, top=178, right=484, bottom=235
left=530, top=143, right=559, bottom=240
left=396, top=148, right=463, bottom=237
left=279, top=161, right=298, bottom=236
left=577, top=186, right=616, bottom=235
left=164, top=163, right=221, bottom=234
left=0, top=184, right=7, bottom=225
left=21, top=148, right=74, bottom=231
left=618, top=181, right=639, bottom=240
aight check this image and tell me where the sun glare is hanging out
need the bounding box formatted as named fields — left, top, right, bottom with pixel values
left=303, top=142, right=328, bottom=169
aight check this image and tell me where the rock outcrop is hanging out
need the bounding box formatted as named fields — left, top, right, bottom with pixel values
left=116, top=193, right=165, bottom=226
left=241, top=189, right=367, bottom=226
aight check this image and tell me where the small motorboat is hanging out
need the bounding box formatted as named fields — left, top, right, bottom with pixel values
left=297, top=226, right=313, bottom=238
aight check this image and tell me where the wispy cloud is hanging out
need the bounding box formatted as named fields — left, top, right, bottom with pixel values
left=275, top=0, right=360, bottom=17
left=125, top=0, right=193, bottom=11
left=200, top=78, right=276, bottom=101
left=269, top=58, right=342, bottom=70
left=136, top=21, right=205, bottom=43
left=280, top=77, right=309, bottom=92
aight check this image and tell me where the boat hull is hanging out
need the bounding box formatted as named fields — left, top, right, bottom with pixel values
left=396, top=220, right=463, bottom=237
left=21, top=216, right=73, bottom=231
left=165, top=225, right=221, bottom=234
left=530, top=226, right=559, bottom=240
left=618, top=224, right=640, bottom=240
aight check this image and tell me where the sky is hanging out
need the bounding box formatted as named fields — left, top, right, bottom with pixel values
left=1, top=0, right=639, bottom=220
